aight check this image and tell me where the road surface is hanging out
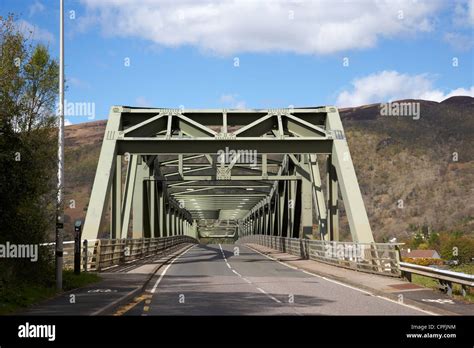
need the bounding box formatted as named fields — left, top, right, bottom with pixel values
left=123, top=244, right=429, bottom=315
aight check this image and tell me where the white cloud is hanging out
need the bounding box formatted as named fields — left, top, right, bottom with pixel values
left=336, top=70, right=474, bottom=107
left=135, top=96, right=152, bottom=107
left=64, top=119, right=73, bottom=126
left=419, top=86, right=474, bottom=101
left=29, top=1, right=45, bottom=17
left=219, top=94, right=246, bottom=109
left=79, top=0, right=443, bottom=55
left=16, top=20, right=54, bottom=43
left=68, top=77, right=91, bottom=89
left=453, top=0, right=474, bottom=27
left=443, top=32, right=474, bottom=51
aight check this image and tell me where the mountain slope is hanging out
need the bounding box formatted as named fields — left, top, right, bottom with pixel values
left=62, top=97, right=474, bottom=241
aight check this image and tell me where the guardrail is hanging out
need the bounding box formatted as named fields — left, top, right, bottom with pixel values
left=238, top=235, right=402, bottom=277
left=96, top=236, right=197, bottom=271
left=44, top=236, right=198, bottom=272
left=399, top=262, right=474, bottom=297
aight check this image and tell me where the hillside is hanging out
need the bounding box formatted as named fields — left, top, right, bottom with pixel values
left=62, top=97, right=474, bottom=241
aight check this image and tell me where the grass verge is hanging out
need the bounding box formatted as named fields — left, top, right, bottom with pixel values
left=411, top=274, right=474, bottom=304
left=0, top=270, right=101, bottom=315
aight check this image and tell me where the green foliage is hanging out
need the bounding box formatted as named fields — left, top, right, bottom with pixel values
left=402, top=257, right=443, bottom=266
left=405, top=228, right=474, bottom=265
left=411, top=274, right=474, bottom=304
left=0, top=271, right=100, bottom=314
left=0, top=14, right=59, bottom=291
left=62, top=270, right=100, bottom=291
left=412, top=233, right=424, bottom=248
left=428, top=232, right=440, bottom=250
left=417, top=242, right=429, bottom=250
left=439, top=233, right=474, bottom=264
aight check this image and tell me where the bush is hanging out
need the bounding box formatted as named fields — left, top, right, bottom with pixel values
left=402, top=257, right=444, bottom=266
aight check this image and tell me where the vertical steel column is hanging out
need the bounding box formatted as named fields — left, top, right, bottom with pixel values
left=301, top=155, right=313, bottom=238
left=252, top=212, right=256, bottom=235
left=262, top=204, right=268, bottom=235
left=170, top=208, right=175, bottom=236
left=165, top=203, right=170, bottom=237
left=111, top=155, right=122, bottom=239
left=149, top=179, right=157, bottom=237
left=142, top=179, right=151, bottom=238
left=269, top=202, right=274, bottom=235
left=273, top=193, right=280, bottom=236
left=158, top=184, right=164, bottom=237
left=327, top=155, right=339, bottom=241
left=255, top=210, right=259, bottom=235
left=281, top=180, right=289, bottom=237
left=176, top=212, right=180, bottom=236
left=82, top=108, right=121, bottom=240
left=173, top=209, right=178, bottom=236
left=132, top=157, right=147, bottom=238
left=288, top=168, right=297, bottom=238
left=293, top=178, right=302, bottom=238
left=309, top=154, right=327, bottom=240
left=121, top=155, right=138, bottom=239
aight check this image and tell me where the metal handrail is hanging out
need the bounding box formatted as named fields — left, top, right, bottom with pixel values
left=239, top=235, right=402, bottom=277
left=42, top=236, right=198, bottom=272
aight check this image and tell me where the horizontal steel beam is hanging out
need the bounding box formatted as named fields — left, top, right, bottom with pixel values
left=117, top=138, right=333, bottom=155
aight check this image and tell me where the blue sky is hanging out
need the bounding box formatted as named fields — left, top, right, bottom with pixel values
left=2, top=0, right=473, bottom=124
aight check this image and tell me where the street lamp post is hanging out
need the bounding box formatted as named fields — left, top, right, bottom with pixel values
left=55, top=0, right=65, bottom=291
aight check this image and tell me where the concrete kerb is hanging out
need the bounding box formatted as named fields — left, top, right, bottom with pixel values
left=244, top=243, right=459, bottom=316
left=93, top=243, right=195, bottom=316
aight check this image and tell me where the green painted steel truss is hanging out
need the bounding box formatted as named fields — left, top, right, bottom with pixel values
left=82, top=106, right=374, bottom=243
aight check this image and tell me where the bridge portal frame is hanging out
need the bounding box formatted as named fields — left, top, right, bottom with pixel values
left=82, top=106, right=374, bottom=243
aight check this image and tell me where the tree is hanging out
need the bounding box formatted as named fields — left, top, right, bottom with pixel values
left=0, top=14, right=58, bottom=289
left=439, top=233, right=474, bottom=264
left=412, top=233, right=424, bottom=248
left=428, top=232, right=440, bottom=250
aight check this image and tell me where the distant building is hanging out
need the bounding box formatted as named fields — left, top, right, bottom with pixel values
left=400, top=249, right=441, bottom=259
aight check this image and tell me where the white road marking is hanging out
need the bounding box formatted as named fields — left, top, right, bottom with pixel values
left=268, top=295, right=282, bottom=303
left=220, top=244, right=281, bottom=304
left=232, top=269, right=242, bottom=277
left=421, top=298, right=455, bottom=304
left=378, top=296, right=438, bottom=315
left=150, top=245, right=195, bottom=294
left=244, top=244, right=436, bottom=315
left=256, top=286, right=282, bottom=303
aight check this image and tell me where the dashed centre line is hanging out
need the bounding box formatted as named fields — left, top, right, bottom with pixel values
left=218, top=243, right=281, bottom=304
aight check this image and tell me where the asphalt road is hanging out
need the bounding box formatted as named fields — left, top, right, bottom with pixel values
left=125, top=244, right=429, bottom=316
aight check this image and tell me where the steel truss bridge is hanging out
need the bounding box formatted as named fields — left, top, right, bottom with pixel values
left=82, top=106, right=374, bottom=243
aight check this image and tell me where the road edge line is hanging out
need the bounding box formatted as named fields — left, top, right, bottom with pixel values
left=93, top=243, right=196, bottom=316
left=243, top=243, right=456, bottom=316
left=150, top=245, right=196, bottom=293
